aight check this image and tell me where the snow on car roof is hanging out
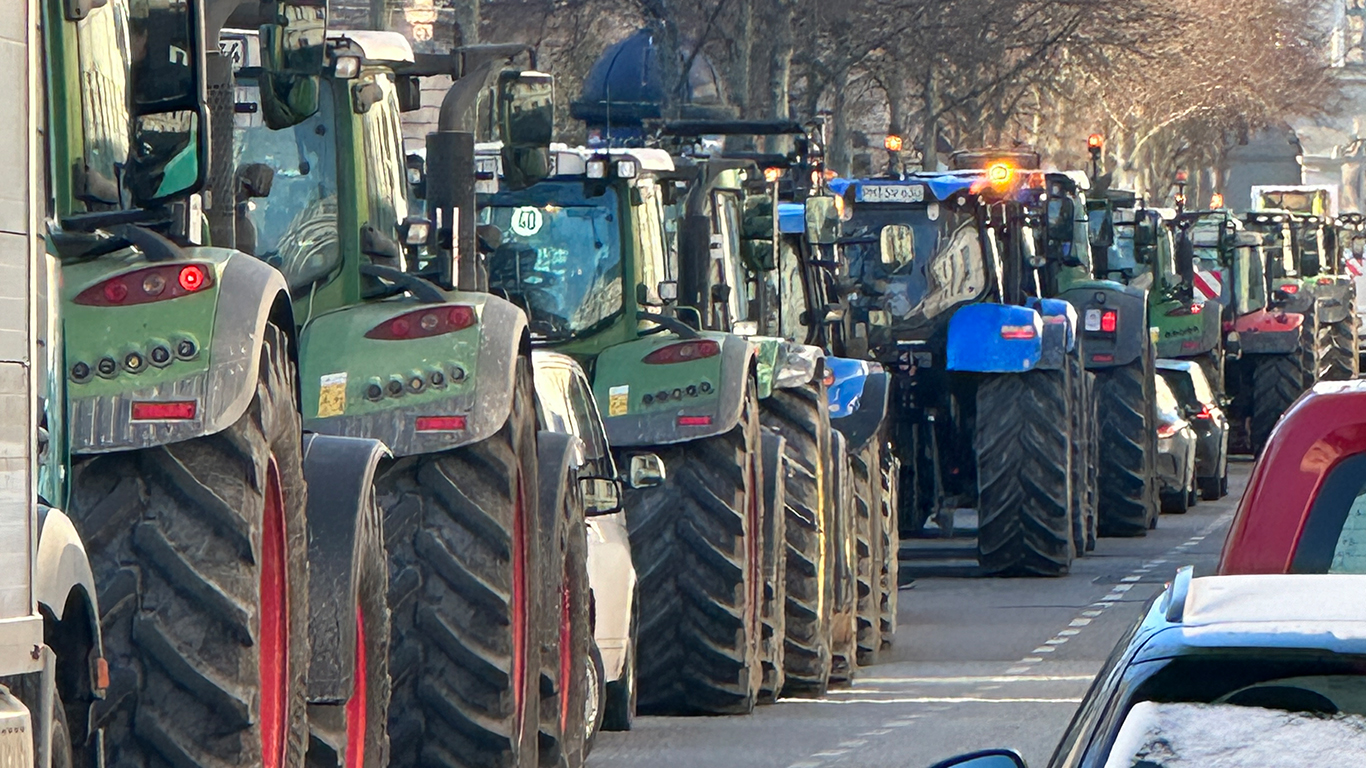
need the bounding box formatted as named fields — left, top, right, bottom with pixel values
left=1180, top=575, right=1366, bottom=635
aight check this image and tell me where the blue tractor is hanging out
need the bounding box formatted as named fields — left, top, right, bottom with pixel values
left=831, top=152, right=1101, bottom=576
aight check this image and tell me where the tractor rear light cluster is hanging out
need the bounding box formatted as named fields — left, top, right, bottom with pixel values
left=1083, top=308, right=1118, bottom=333
left=1100, top=310, right=1118, bottom=333
left=1192, top=405, right=1213, bottom=420
left=1156, top=422, right=1179, bottom=439
left=365, top=306, right=477, bottom=340
left=1166, top=303, right=1202, bottom=316
left=642, top=340, right=720, bottom=365
left=364, top=365, right=465, bottom=402
left=1281, top=284, right=1300, bottom=295
left=999, top=325, right=1036, bottom=340
left=131, top=400, right=197, bottom=421
left=1318, top=277, right=1335, bottom=285
left=677, top=415, right=712, bottom=427
left=70, top=336, right=198, bottom=383
left=74, top=264, right=213, bottom=306
left=642, top=381, right=711, bottom=406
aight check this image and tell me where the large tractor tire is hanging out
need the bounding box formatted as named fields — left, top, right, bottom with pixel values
left=878, top=450, right=900, bottom=651
left=1093, top=358, right=1157, bottom=538
left=1066, top=348, right=1096, bottom=557
left=1250, top=352, right=1303, bottom=454
left=758, top=429, right=789, bottom=704
left=306, top=484, right=392, bottom=768
left=850, top=437, right=882, bottom=667
left=1324, top=314, right=1361, bottom=382
left=1299, top=305, right=1326, bottom=390
left=761, top=384, right=834, bottom=698
left=72, top=323, right=310, bottom=768
left=534, top=435, right=594, bottom=768
left=626, top=387, right=764, bottom=715
left=975, top=371, right=1073, bottom=576
left=379, top=358, right=541, bottom=768
left=827, top=431, right=859, bottom=685
left=1083, top=371, right=1099, bottom=552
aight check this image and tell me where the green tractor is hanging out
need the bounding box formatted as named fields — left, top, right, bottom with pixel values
left=1239, top=209, right=1328, bottom=393
left=227, top=29, right=599, bottom=768
left=50, top=2, right=395, bottom=767
left=477, top=145, right=770, bottom=715
left=1250, top=186, right=1358, bottom=381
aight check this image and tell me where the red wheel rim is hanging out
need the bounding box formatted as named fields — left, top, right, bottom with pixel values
left=260, top=458, right=288, bottom=768
left=558, top=578, right=572, bottom=735
left=344, top=605, right=367, bottom=768
left=512, top=471, right=528, bottom=740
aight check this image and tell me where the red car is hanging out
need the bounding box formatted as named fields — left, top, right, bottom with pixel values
left=1220, top=380, right=1366, bottom=574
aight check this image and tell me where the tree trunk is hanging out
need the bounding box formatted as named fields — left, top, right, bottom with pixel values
left=921, top=68, right=938, bottom=172
left=830, top=67, right=852, bottom=175
left=452, top=0, right=480, bottom=45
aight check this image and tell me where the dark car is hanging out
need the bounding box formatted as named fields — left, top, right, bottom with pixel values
left=929, top=571, right=1366, bottom=768
left=1157, top=359, right=1229, bottom=500
left=1153, top=376, right=1197, bottom=514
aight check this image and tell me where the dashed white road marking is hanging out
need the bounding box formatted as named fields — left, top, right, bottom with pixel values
left=779, top=696, right=1083, bottom=705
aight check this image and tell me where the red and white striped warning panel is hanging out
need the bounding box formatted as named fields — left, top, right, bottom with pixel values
left=1193, top=269, right=1224, bottom=302
left=1347, top=257, right=1363, bottom=277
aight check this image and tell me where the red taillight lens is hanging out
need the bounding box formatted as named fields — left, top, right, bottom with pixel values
left=415, top=416, right=467, bottom=431
left=1194, top=406, right=1212, bottom=420
left=365, top=306, right=477, bottom=340
left=74, top=264, right=215, bottom=306
left=1157, top=423, right=1178, bottom=438
left=131, top=400, right=197, bottom=421
left=1100, top=310, right=1118, bottom=333
left=642, top=340, right=720, bottom=364
left=1318, top=277, right=1334, bottom=285
left=999, top=324, right=1036, bottom=340
left=677, top=415, right=712, bottom=426
left=1092, top=353, right=1115, bottom=363
left=1166, top=303, right=1203, bottom=316
left=1281, top=284, right=1300, bottom=294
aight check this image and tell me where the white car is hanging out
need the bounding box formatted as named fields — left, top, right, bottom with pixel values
left=532, top=351, right=662, bottom=732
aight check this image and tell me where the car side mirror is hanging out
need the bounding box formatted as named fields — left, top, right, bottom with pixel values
left=927, top=749, right=1028, bottom=768
left=627, top=453, right=667, bottom=488
left=580, top=477, right=623, bottom=516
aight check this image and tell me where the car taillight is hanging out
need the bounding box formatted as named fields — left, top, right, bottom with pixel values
left=1281, top=284, right=1300, bottom=294
left=1157, top=422, right=1179, bottom=438
left=131, top=400, right=197, bottom=421
left=999, top=325, right=1036, bottom=340
left=365, top=306, right=477, bottom=340
left=1100, top=310, right=1118, bottom=333
left=1193, top=406, right=1212, bottom=420
left=643, top=340, right=720, bottom=364
left=677, top=415, right=712, bottom=426
left=415, top=416, right=466, bottom=431
left=73, top=264, right=214, bottom=306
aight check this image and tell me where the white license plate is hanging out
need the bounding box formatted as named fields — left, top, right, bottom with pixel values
left=859, top=184, right=925, bottom=204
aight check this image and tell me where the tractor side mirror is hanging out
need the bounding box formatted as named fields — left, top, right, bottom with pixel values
left=805, top=195, right=841, bottom=245
left=396, top=75, right=423, bottom=112
left=123, top=0, right=209, bottom=205
left=497, top=70, right=554, bottom=190
left=256, top=1, right=328, bottom=128
left=580, top=477, right=623, bottom=516
left=627, top=454, right=667, bottom=488
left=406, top=153, right=427, bottom=199
left=1176, top=233, right=1196, bottom=284
left=236, top=163, right=275, bottom=202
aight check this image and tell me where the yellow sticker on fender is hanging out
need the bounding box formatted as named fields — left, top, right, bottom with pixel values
left=608, top=385, right=629, bottom=417
left=318, top=372, right=347, bottom=417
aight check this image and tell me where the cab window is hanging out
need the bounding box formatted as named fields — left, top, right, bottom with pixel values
left=778, top=238, right=810, bottom=341
left=360, top=73, right=410, bottom=251
left=76, top=0, right=133, bottom=206
left=635, top=181, right=669, bottom=298
left=714, top=191, right=747, bottom=325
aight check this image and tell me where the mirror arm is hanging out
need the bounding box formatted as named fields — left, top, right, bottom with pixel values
left=109, top=223, right=186, bottom=262
left=359, top=264, right=448, bottom=303
left=636, top=311, right=701, bottom=339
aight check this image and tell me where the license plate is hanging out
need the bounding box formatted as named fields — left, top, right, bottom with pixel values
left=858, top=184, right=925, bottom=204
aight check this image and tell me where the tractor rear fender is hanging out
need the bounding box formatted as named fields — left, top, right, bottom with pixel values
left=945, top=304, right=1044, bottom=373
left=830, top=364, right=889, bottom=452
left=1029, top=299, right=1076, bottom=371
left=64, top=248, right=294, bottom=453
left=1155, top=299, right=1220, bottom=359
left=1061, top=283, right=1146, bottom=369
left=298, top=434, right=391, bottom=704
left=594, top=332, right=754, bottom=447
left=298, top=293, right=528, bottom=457
left=1270, top=279, right=1316, bottom=316
left=34, top=507, right=101, bottom=642
left=1234, top=309, right=1305, bottom=355
left=751, top=337, right=782, bottom=399
left=772, top=341, right=825, bottom=391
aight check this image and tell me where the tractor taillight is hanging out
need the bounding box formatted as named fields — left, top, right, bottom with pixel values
left=642, top=340, right=720, bottom=364
left=1281, top=284, right=1300, bottom=295
left=131, top=401, right=197, bottom=421
left=677, top=415, right=712, bottom=427
left=1100, top=310, right=1118, bottom=333
left=999, top=325, right=1036, bottom=340
left=74, top=263, right=215, bottom=306
left=1156, top=422, right=1179, bottom=439
left=365, top=306, right=477, bottom=340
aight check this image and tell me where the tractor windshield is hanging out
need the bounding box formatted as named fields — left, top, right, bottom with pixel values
left=481, top=182, right=624, bottom=340
left=234, top=81, right=341, bottom=293
left=842, top=204, right=984, bottom=324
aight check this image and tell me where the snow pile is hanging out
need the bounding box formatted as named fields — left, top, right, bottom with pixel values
left=1103, top=701, right=1366, bottom=767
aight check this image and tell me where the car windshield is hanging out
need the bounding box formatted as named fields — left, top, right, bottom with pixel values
left=1104, top=701, right=1366, bottom=768
left=481, top=183, right=624, bottom=340
left=233, top=79, right=341, bottom=293
left=1284, top=452, right=1366, bottom=573
left=1092, top=651, right=1366, bottom=766
left=842, top=204, right=983, bottom=324
left=1158, top=368, right=1211, bottom=410
left=1155, top=377, right=1181, bottom=422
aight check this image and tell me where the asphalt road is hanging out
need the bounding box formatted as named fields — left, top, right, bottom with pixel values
left=591, top=460, right=1252, bottom=768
